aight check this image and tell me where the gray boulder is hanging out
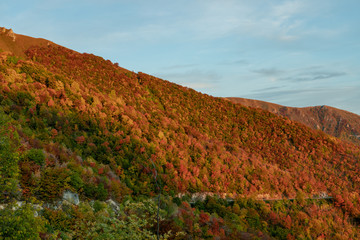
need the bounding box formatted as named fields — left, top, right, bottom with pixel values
left=62, top=190, right=80, bottom=205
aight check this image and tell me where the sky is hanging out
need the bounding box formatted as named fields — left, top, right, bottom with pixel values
left=1, top=0, right=360, bottom=114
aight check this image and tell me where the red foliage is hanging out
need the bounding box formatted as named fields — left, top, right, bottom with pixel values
left=19, top=44, right=360, bottom=218
left=334, top=194, right=345, bottom=207
left=75, top=136, right=85, bottom=144
left=51, top=129, right=58, bottom=137
left=268, top=211, right=279, bottom=225
left=283, top=215, right=292, bottom=229
left=199, top=211, right=210, bottom=225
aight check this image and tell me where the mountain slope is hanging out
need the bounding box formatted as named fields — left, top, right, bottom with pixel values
left=226, top=97, right=360, bottom=146
left=1, top=29, right=360, bottom=239
left=22, top=44, right=360, bottom=196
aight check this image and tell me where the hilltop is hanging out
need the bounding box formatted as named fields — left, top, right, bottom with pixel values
left=0, top=27, right=54, bottom=57
left=0, top=28, right=359, bottom=239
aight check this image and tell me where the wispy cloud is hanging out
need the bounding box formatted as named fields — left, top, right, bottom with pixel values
left=253, top=68, right=284, bottom=76
left=244, top=85, right=360, bottom=114
left=98, top=0, right=315, bottom=44
left=189, top=1, right=303, bottom=42
left=252, top=86, right=285, bottom=93
left=251, top=65, right=347, bottom=83
left=282, top=71, right=346, bottom=82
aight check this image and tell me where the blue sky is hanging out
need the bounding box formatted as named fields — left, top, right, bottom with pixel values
left=1, top=0, right=360, bottom=114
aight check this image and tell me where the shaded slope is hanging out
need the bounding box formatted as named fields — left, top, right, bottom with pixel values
left=226, top=97, right=360, bottom=146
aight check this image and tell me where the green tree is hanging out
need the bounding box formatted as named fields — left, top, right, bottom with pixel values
left=25, top=148, right=46, bottom=166
left=0, top=111, right=20, bottom=202
left=72, top=199, right=170, bottom=240
left=0, top=203, right=47, bottom=240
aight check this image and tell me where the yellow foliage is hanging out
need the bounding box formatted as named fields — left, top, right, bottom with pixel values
left=54, top=80, right=65, bottom=90
left=109, top=89, right=116, bottom=99
left=122, top=115, right=134, bottom=126
left=71, top=81, right=80, bottom=93
left=158, top=131, right=165, bottom=139
left=92, top=95, right=101, bottom=106
left=116, top=96, right=125, bottom=106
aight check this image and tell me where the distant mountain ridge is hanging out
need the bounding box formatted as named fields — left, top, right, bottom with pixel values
left=226, top=97, right=360, bottom=146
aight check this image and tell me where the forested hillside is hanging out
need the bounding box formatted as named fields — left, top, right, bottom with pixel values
left=227, top=97, right=360, bottom=146
left=0, top=30, right=359, bottom=239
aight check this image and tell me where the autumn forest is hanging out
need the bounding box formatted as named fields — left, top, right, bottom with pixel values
left=0, top=30, right=359, bottom=239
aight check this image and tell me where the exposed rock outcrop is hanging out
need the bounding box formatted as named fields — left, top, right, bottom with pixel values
left=0, top=27, right=16, bottom=41
left=62, top=190, right=80, bottom=205
left=0, top=26, right=54, bottom=57
left=106, top=199, right=120, bottom=213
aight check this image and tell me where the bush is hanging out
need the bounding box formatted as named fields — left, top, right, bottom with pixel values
left=38, top=167, right=70, bottom=200
left=93, top=200, right=106, bottom=213
left=84, top=183, right=108, bottom=201
left=6, top=55, right=19, bottom=64
left=85, top=199, right=169, bottom=239
left=0, top=115, right=20, bottom=202
left=69, top=172, right=84, bottom=191
left=42, top=207, right=73, bottom=232
left=25, top=148, right=46, bottom=166
left=15, top=91, right=34, bottom=106
left=0, top=202, right=47, bottom=240
left=96, top=183, right=108, bottom=201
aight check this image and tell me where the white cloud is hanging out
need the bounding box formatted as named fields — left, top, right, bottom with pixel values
left=86, top=0, right=342, bottom=50
left=245, top=85, right=360, bottom=115
left=272, top=0, right=305, bottom=21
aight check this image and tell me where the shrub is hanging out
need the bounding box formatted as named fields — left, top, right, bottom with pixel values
left=84, top=183, right=108, bottom=201
left=38, top=167, right=70, bottom=200
left=0, top=202, right=47, bottom=240
left=96, top=183, right=108, bottom=201
left=6, top=55, right=19, bottom=64
left=15, top=91, right=34, bottom=106
left=69, top=171, right=84, bottom=191
left=93, top=200, right=106, bottom=213
left=25, top=148, right=46, bottom=166
left=0, top=114, right=20, bottom=202
left=86, top=199, right=169, bottom=239
left=42, top=208, right=73, bottom=232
